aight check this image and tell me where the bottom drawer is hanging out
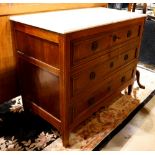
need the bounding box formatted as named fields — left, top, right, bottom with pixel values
left=72, top=64, right=136, bottom=119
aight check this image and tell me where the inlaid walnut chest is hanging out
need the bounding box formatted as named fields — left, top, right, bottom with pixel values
left=10, top=7, right=146, bottom=147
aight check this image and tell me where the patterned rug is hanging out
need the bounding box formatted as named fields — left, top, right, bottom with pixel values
left=0, top=96, right=59, bottom=151
left=0, top=65, right=155, bottom=151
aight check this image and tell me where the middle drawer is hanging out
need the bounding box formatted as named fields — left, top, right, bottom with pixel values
left=71, top=43, right=138, bottom=96
left=71, top=62, right=136, bottom=119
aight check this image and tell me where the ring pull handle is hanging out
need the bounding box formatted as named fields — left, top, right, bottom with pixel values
left=112, top=35, right=117, bottom=42
left=89, top=72, right=96, bottom=80
left=112, top=35, right=120, bottom=42
left=91, top=41, right=98, bottom=51
left=127, top=30, right=132, bottom=38
left=121, top=76, right=126, bottom=83
left=109, top=61, right=114, bottom=68
left=107, top=86, right=111, bottom=92
left=124, top=54, right=129, bottom=60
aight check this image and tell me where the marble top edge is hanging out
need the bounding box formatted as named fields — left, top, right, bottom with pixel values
left=10, top=7, right=147, bottom=34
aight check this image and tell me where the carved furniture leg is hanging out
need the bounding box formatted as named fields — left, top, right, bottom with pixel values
left=136, top=70, right=145, bottom=89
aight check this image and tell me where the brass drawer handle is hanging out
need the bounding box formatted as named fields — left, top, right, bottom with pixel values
left=124, top=54, right=128, bottom=60
left=112, top=35, right=117, bottom=42
left=107, top=86, right=111, bottom=92
left=88, top=97, right=95, bottom=105
left=121, top=76, right=126, bottom=83
left=89, top=72, right=96, bottom=80
left=91, top=41, right=98, bottom=51
left=112, top=35, right=120, bottom=42
left=109, top=61, right=114, bottom=68
left=127, top=30, right=132, bottom=38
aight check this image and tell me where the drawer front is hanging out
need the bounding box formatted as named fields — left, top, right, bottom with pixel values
left=72, top=24, right=140, bottom=65
left=71, top=45, right=138, bottom=96
left=111, top=25, right=140, bottom=46
left=72, top=33, right=111, bottom=64
left=73, top=65, right=135, bottom=118
left=74, top=77, right=115, bottom=117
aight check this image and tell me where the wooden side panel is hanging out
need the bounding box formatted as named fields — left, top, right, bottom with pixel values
left=18, top=56, right=60, bottom=119
left=15, top=30, right=60, bottom=68
left=0, top=16, right=18, bottom=104
left=13, top=22, right=60, bottom=43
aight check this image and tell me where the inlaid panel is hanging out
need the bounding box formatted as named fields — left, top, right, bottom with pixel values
left=16, top=30, right=60, bottom=68
left=18, top=57, right=60, bottom=119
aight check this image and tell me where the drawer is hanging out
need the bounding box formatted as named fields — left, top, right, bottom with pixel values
left=71, top=56, right=119, bottom=96
left=72, top=33, right=111, bottom=64
left=71, top=45, right=138, bottom=96
left=111, top=25, right=140, bottom=46
left=74, top=77, right=115, bottom=117
left=117, top=67, right=135, bottom=88
left=72, top=24, right=140, bottom=65
left=118, top=48, right=138, bottom=66
left=73, top=65, right=135, bottom=118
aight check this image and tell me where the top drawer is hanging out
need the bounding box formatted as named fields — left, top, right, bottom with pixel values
left=72, top=24, right=140, bottom=65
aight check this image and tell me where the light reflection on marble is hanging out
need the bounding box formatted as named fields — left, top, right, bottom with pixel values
left=10, top=7, right=146, bottom=34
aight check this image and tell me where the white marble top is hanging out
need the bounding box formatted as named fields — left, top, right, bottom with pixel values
left=10, top=7, right=146, bottom=34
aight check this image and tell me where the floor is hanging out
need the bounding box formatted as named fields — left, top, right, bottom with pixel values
left=102, top=96, right=155, bottom=151
left=101, top=66, right=155, bottom=151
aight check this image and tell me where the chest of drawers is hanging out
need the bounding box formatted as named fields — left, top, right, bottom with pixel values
left=10, top=8, right=146, bottom=147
